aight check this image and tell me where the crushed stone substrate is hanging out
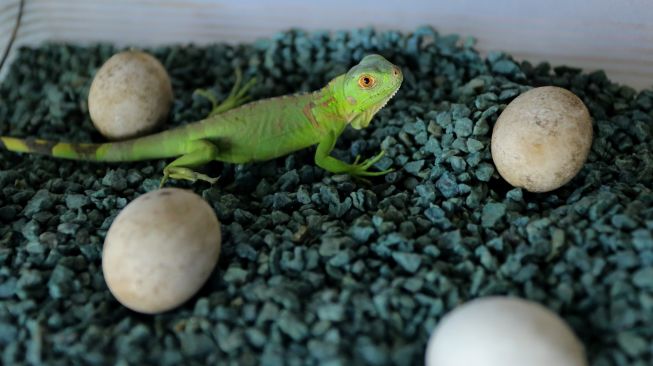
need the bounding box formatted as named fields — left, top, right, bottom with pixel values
left=0, top=27, right=652, bottom=365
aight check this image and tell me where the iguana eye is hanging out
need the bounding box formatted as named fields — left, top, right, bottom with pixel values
left=358, top=74, right=376, bottom=88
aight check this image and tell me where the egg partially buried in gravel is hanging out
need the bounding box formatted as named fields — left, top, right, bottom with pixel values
left=491, top=86, right=593, bottom=192
left=425, top=296, right=588, bottom=366
left=88, top=50, right=173, bottom=140
left=102, top=188, right=221, bottom=314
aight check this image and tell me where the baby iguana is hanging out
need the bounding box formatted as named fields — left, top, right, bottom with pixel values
left=0, top=54, right=403, bottom=185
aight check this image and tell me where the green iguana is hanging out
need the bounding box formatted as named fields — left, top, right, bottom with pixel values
left=0, top=54, right=403, bottom=185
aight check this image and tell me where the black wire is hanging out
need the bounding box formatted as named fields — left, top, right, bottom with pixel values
left=0, top=0, right=25, bottom=73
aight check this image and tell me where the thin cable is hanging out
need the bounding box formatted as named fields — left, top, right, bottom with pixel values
left=0, top=0, right=25, bottom=73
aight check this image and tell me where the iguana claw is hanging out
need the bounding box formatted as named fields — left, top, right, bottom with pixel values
left=348, top=150, right=393, bottom=177
left=194, top=68, right=256, bottom=117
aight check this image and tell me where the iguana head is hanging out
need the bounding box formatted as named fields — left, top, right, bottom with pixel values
left=341, top=54, right=403, bottom=129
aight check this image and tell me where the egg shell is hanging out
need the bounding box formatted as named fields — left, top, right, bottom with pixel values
left=425, top=296, right=588, bottom=366
left=491, top=86, right=593, bottom=192
left=102, top=188, right=221, bottom=314
left=88, top=50, right=173, bottom=140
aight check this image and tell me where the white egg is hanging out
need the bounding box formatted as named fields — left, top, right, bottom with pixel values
left=425, top=296, right=588, bottom=366
left=491, top=86, right=593, bottom=192
left=102, top=188, right=221, bottom=314
left=88, top=50, right=173, bottom=140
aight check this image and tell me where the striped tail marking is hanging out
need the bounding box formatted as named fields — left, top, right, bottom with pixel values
left=0, top=136, right=107, bottom=161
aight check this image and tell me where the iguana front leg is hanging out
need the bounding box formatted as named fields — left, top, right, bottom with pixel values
left=194, top=68, right=256, bottom=117
left=160, top=140, right=220, bottom=186
left=314, top=129, right=393, bottom=177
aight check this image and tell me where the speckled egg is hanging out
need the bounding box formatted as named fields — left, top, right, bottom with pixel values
left=88, top=50, right=173, bottom=140
left=491, top=86, right=593, bottom=192
left=102, top=188, right=221, bottom=314
left=425, top=296, right=588, bottom=366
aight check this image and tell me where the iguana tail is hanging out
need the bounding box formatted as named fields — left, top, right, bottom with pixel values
left=0, top=132, right=184, bottom=162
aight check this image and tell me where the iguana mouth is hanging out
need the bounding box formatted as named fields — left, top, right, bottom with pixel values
left=371, top=87, right=400, bottom=115
left=349, top=87, right=401, bottom=129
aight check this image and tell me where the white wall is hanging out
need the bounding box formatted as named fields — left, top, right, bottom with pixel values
left=1, top=0, right=652, bottom=89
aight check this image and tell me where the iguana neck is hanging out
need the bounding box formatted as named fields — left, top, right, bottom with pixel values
left=318, top=74, right=377, bottom=130
left=312, top=74, right=367, bottom=128
left=302, top=75, right=349, bottom=132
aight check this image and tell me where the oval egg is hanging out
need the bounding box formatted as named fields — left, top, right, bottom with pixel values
left=491, top=86, right=593, bottom=192
left=102, top=188, right=221, bottom=314
left=425, top=296, right=588, bottom=366
left=88, top=50, right=173, bottom=140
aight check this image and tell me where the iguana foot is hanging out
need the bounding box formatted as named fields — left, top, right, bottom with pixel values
left=194, top=68, right=256, bottom=117
left=348, top=150, right=394, bottom=177
left=162, top=166, right=219, bottom=186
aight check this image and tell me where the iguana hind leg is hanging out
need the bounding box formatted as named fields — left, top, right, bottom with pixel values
left=194, top=68, right=256, bottom=117
left=160, top=140, right=220, bottom=186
